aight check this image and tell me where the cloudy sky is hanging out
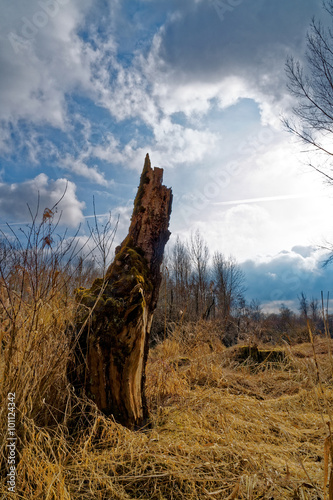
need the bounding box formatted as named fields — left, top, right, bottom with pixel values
left=1, top=0, right=333, bottom=311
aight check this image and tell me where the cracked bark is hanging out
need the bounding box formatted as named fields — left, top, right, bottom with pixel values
left=73, top=154, right=172, bottom=428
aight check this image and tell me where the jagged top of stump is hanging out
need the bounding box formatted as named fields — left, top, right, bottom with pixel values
left=110, top=154, right=172, bottom=279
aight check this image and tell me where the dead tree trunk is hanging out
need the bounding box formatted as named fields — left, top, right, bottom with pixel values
left=73, top=154, right=172, bottom=429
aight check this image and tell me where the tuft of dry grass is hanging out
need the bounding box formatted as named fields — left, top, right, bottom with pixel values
left=1, top=250, right=333, bottom=500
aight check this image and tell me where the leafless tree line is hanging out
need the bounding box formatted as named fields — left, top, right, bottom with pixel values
left=151, top=229, right=252, bottom=344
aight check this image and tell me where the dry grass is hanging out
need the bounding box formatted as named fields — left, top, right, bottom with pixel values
left=1, top=264, right=333, bottom=500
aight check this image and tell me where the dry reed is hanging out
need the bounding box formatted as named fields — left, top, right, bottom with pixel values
left=1, top=223, right=333, bottom=498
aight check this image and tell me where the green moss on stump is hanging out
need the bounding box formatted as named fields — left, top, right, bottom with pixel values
left=75, top=239, right=153, bottom=343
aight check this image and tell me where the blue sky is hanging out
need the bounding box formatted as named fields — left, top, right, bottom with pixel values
left=1, top=0, right=333, bottom=311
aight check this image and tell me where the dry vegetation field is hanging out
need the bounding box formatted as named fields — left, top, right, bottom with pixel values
left=1, top=286, right=333, bottom=500
left=0, top=227, right=332, bottom=499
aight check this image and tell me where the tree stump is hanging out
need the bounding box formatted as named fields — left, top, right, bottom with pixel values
left=74, top=154, right=172, bottom=428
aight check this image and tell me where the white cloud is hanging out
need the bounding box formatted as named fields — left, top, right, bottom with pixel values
left=90, top=118, right=217, bottom=171
left=1, top=0, right=331, bottom=280
left=0, top=174, right=85, bottom=227
left=191, top=203, right=272, bottom=262
left=0, top=0, right=300, bottom=176
left=0, top=122, right=12, bottom=154
left=0, top=0, right=111, bottom=129
left=60, top=153, right=110, bottom=186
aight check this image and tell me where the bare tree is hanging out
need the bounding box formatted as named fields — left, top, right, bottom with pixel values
left=87, top=198, right=119, bottom=278
left=284, top=1, right=333, bottom=181
left=171, top=236, right=192, bottom=315
left=189, top=230, right=210, bottom=318
left=212, top=252, right=245, bottom=327
left=309, top=296, right=320, bottom=324
left=249, top=299, right=262, bottom=323
left=298, top=292, right=309, bottom=320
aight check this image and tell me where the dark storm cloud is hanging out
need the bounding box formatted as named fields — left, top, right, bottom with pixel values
left=241, top=246, right=333, bottom=306
left=157, top=0, right=322, bottom=89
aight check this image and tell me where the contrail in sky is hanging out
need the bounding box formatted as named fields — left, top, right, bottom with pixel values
left=0, top=194, right=320, bottom=226
left=213, top=193, right=313, bottom=206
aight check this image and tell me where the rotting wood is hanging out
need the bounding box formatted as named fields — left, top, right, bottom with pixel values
left=73, top=154, right=172, bottom=429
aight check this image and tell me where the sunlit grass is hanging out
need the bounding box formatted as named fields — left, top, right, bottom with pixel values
left=1, top=299, right=333, bottom=499
left=0, top=221, right=332, bottom=498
